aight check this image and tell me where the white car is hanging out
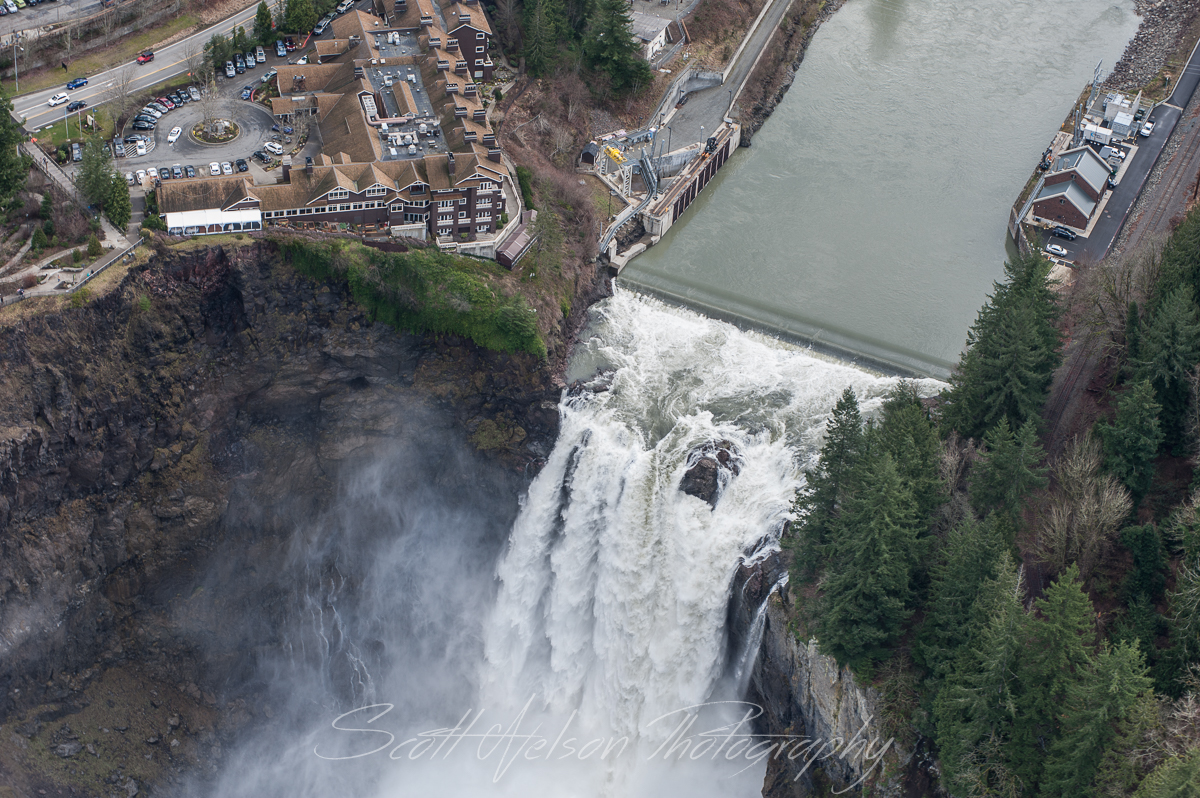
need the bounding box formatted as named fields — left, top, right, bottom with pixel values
left=167, top=126, right=182, bottom=143
left=135, top=169, right=147, bottom=184
left=1140, top=121, right=1155, bottom=137
left=296, top=56, right=307, bottom=65
left=209, top=161, right=221, bottom=175
left=135, top=140, right=147, bottom=156
left=1045, top=243, right=1068, bottom=257
left=125, top=172, right=134, bottom=185
left=263, top=140, right=283, bottom=155
left=48, top=93, right=69, bottom=107
left=221, top=161, right=233, bottom=175
left=141, top=106, right=162, bottom=119
left=188, top=86, right=201, bottom=102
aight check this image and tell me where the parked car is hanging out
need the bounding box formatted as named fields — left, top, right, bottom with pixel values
left=313, top=15, right=331, bottom=35
left=167, top=126, right=182, bottom=143
left=66, top=100, right=87, bottom=112
left=241, top=86, right=253, bottom=100
left=66, top=77, right=88, bottom=89
left=296, top=56, right=308, bottom=65
left=137, top=50, right=154, bottom=63
left=235, top=158, right=248, bottom=172
left=285, top=37, right=296, bottom=52
left=1140, top=121, right=1155, bottom=137
left=1045, top=243, right=1068, bottom=257
left=1051, top=226, right=1077, bottom=241
left=235, top=54, right=245, bottom=73
left=135, top=141, right=147, bottom=156
left=47, top=93, right=69, bottom=107
left=306, top=155, right=313, bottom=169
left=157, top=96, right=175, bottom=110
left=252, top=150, right=270, bottom=163
left=132, top=120, right=155, bottom=131
left=256, top=46, right=266, bottom=63
left=1108, top=176, right=1118, bottom=189
left=263, top=140, right=283, bottom=155
left=209, top=162, right=221, bottom=175
left=133, top=115, right=157, bottom=126
left=149, top=102, right=169, bottom=114
left=158, top=167, right=171, bottom=180
left=171, top=165, right=183, bottom=179
left=71, top=143, right=82, bottom=161
left=114, top=140, right=125, bottom=158
left=244, top=51, right=256, bottom=69
left=185, top=165, right=196, bottom=178
left=261, top=68, right=277, bottom=84
left=124, top=134, right=147, bottom=144
left=135, top=169, right=147, bottom=184
left=336, top=0, right=352, bottom=12
left=221, top=161, right=233, bottom=175
left=2, top=1, right=15, bottom=12
left=189, top=85, right=202, bottom=101
left=275, top=40, right=287, bottom=57
left=225, top=61, right=236, bottom=78
left=13, top=0, right=25, bottom=8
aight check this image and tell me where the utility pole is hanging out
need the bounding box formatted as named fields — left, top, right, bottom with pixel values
left=13, top=41, right=22, bottom=93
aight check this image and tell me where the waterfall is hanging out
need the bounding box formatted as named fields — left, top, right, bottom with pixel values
left=200, top=289, right=940, bottom=798
left=731, top=573, right=789, bottom=697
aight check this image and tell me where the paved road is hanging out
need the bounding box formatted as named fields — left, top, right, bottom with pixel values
left=661, top=0, right=794, bottom=149
left=1076, top=35, right=1200, bottom=262
left=0, top=0, right=102, bottom=40
left=12, top=1, right=262, bottom=131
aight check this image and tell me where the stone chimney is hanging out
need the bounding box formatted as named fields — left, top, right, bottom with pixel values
left=447, top=151, right=456, bottom=180
left=282, top=155, right=292, bottom=181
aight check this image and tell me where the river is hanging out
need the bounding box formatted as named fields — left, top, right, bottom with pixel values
left=623, top=0, right=1140, bottom=377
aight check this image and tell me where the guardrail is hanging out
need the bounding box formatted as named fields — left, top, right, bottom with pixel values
left=2, top=236, right=143, bottom=307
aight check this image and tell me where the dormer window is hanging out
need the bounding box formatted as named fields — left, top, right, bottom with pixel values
left=366, top=186, right=387, bottom=196
left=327, top=189, right=349, bottom=201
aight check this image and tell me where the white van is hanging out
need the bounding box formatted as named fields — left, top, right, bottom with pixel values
left=256, top=46, right=266, bottom=63
left=336, top=0, right=353, bottom=12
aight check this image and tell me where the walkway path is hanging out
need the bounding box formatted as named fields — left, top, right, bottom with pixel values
left=23, top=140, right=135, bottom=248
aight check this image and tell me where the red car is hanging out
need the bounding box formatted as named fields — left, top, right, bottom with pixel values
left=136, top=51, right=154, bottom=64
left=157, top=96, right=175, bottom=109
left=284, top=37, right=296, bottom=52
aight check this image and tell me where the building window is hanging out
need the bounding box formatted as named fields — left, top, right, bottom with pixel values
left=459, top=197, right=467, bottom=204
left=366, top=186, right=386, bottom=196
left=476, top=32, right=484, bottom=39
left=328, top=189, right=349, bottom=200
left=352, top=203, right=364, bottom=210
left=284, top=209, right=297, bottom=216
left=474, top=59, right=482, bottom=66
left=340, top=204, right=351, bottom=211
left=411, top=184, right=425, bottom=194
left=475, top=45, right=484, bottom=53
left=458, top=211, right=467, bottom=218
left=300, top=208, right=312, bottom=215
left=438, top=227, right=451, bottom=235
left=391, top=204, right=405, bottom=212
left=438, top=199, right=455, bottom=208
left=404, top=212, right=427, bottom=222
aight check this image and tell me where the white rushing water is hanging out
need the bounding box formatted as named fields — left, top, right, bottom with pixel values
left=205, top=290, right=939, bottom=798
left=460, top=289, right=941, bottom=796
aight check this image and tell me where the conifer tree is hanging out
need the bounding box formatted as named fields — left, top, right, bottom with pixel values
left=1124, top=299, right=1141, bottom=378
left=104, top=173, right=131, bottom=232
left=0, top=90, right=26, bottom=202
left=816, top=453, right=919, bottom=673
left=1132, top=750, right=1200, bottom=798
left=969, top=417, right=1048, bottom=531
left=582, top=0, right=652, bottom=94
left=1010, top=565, right=1096, bottom=791
left=284, top=0, right=316, bottom=35
left=915, top=514, right=1007, bottom=677
left=791, top=387, right=864, bottom=575
left=1041, top=639, right=1153, bottom=797
left=877, top=383, right=944, bottom=526
left=1098, top=379, right=1164, bottom=504
left=932, top=553, right=1026, bottom=797
left=1137, top=285, right=1200, bottom=453
left=943, top=253, right=1062, bottom=439
left=254, top=1, right=276, bottom=45
left=522, top=0, right=567, bottom=75
left=79, top=139, right=115, bottom=212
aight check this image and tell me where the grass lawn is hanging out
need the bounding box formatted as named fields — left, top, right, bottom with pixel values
left=0, top=13, right=199, bottom=98
left=32, top=106, right=115, bottom=149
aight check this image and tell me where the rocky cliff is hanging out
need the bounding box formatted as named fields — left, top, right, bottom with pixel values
left=0, top=241, right=605, bottom=796
left=730, top=552, right=922, bottom=797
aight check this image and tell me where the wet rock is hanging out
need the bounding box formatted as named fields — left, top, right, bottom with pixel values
left=679, top=440, right=742, bottom=507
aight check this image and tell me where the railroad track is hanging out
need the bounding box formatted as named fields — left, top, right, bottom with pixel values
left=1043, top=335, right=1098, bottom=450
left=1140, top=117, right=1200, bottom=236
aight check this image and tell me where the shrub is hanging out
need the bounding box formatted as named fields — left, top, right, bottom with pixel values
left=30, top=226, right=47, bottom=251
left=516, top=166, right=534, bottom=210
left=86, top=235, right=102, bottom=257
left=493, top=88, right=503, bottom=101
left=69, top=287, right=91, bottom=308
left=141, top=215, right=167, bottom=232
left=280, top=238, right=546, bottom=358
left=136, top=294, right=151, bottom=313
left=72, top=248, right=82, bottom=263
left=42, top=218, right=54, bottom=239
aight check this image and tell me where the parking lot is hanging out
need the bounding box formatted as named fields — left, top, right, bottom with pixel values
left=111, top=67, right=321, bottom=198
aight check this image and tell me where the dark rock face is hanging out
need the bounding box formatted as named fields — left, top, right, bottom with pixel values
left=679, top=440, right=742, bottom=507
left=0, top=242, right=568, bottom=727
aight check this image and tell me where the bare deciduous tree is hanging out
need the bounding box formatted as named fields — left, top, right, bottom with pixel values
left=103, top=62, right=139, bottom=124
left=181, top=38, right=210, bottom=85
left=198, top=73, right=221, bottom=131
left=1035, top=432, right=1132, bottom=580
left=1082, top=234, right=1166, bottom=355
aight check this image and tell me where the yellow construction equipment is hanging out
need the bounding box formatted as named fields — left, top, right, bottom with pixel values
left=604, top=145, right=626, bottom=164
